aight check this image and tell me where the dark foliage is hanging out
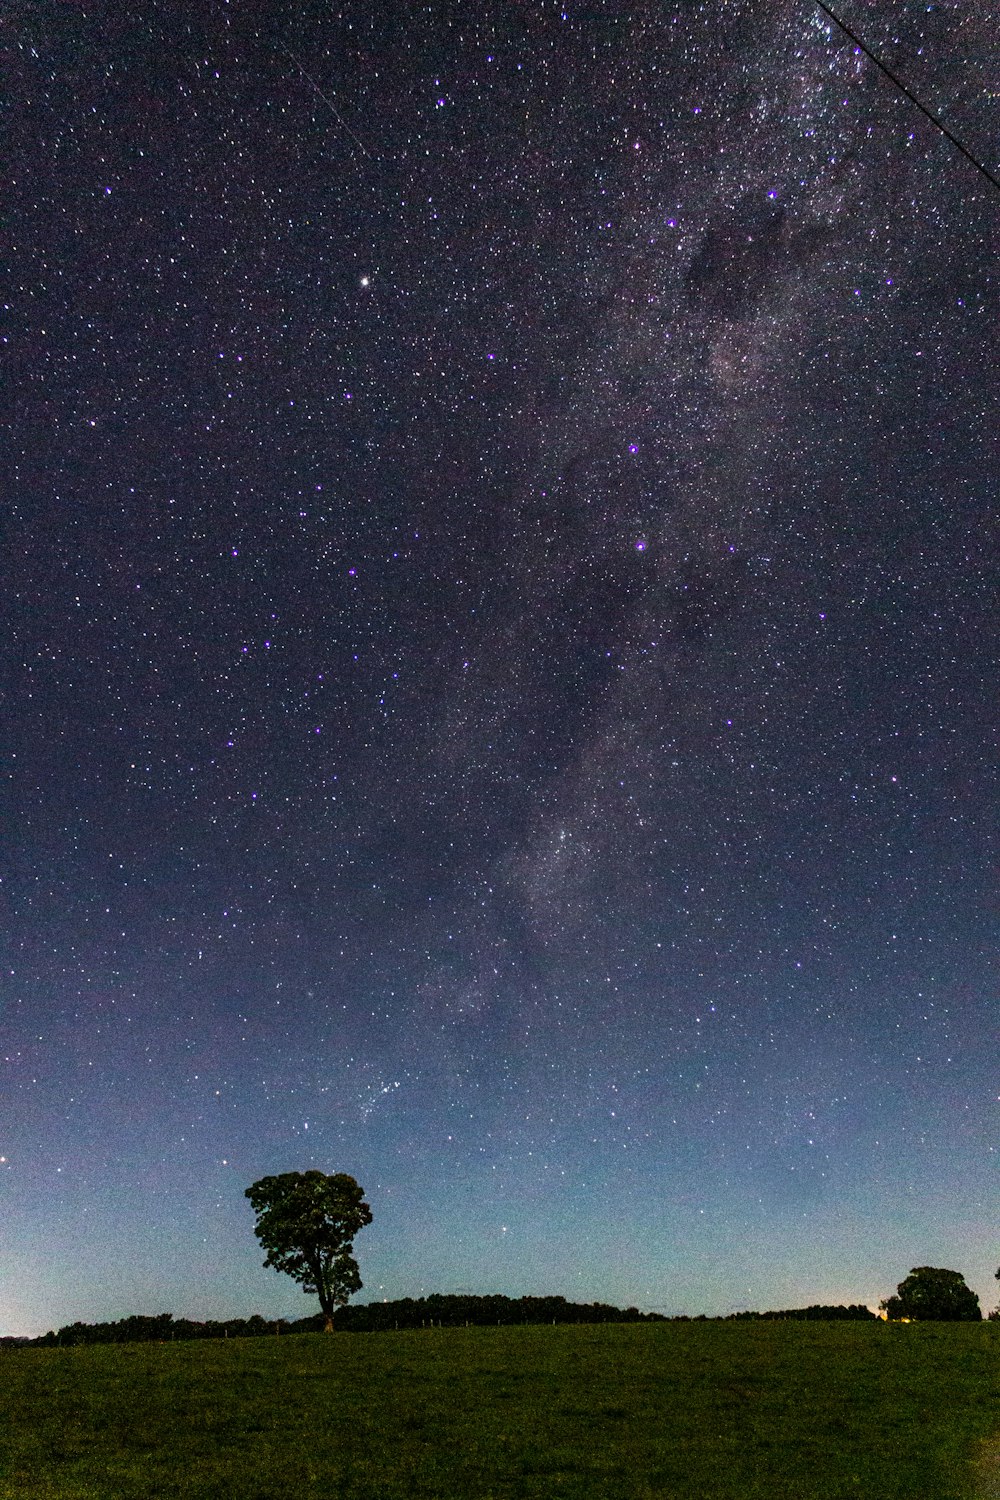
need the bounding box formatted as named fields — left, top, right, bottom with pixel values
left=29, top=1313, right=298, bottom=1347
left=727, top=1304, right=877, bottom=1321
left=335, top=1293, right=659, bottom=1331
left=881, top=1266, right=982, bottom=1322
left=19, top=1294, right=666, bottom=1348
left=12, top=1295, right=896, bottom=1349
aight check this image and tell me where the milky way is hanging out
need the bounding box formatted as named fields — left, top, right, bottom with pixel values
left=4, top=1, right=996, bottom=1333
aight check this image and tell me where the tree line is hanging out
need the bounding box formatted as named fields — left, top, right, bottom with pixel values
left=727, top=1304, right=876, bottom=1321
left=12, top=1296, right=659, bottom=1347
left=6, top=1295, right=892, bottom=1349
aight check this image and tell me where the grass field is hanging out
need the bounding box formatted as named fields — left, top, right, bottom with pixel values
left=1, top=1321, right=997, bottom=1499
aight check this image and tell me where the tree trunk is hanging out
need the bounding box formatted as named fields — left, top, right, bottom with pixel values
left=313, top=1258, right=335, bottom=1331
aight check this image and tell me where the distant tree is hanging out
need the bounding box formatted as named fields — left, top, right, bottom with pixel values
left=245, top=1171, right=372, bottom=1332
left=880, top=1266, right=981, bottom=1322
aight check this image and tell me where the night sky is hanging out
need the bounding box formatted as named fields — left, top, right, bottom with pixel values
left=5, top=0, right=997, bottom=1337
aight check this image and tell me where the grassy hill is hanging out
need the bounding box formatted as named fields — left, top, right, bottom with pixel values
left=1, top=1320, right=997, bottom=1498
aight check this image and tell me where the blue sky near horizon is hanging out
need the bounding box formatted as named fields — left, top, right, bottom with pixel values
left=3, top=0, right=996, bottom=1339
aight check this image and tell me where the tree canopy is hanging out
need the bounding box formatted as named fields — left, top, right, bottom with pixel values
left=245, top=1171, right=372, bottom=1331
left=880, top=1266, right=981, bottom=1322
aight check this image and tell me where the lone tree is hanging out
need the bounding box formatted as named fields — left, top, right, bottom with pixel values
left=880, top=1266, right=982, bottom=1322
left=245, top=1171, right=372, bottom=1332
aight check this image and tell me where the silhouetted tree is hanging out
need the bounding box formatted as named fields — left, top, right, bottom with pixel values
left=245, top=1171, right=372, bottom=1331
left=880, top=1266, right=981, bottom=1322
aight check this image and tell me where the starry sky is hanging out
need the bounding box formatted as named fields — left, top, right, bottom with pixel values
left=4, top=0, right=997, bottom=1336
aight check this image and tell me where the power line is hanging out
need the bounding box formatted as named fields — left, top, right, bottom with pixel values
left=816, top=0, right=1000, bottom=195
